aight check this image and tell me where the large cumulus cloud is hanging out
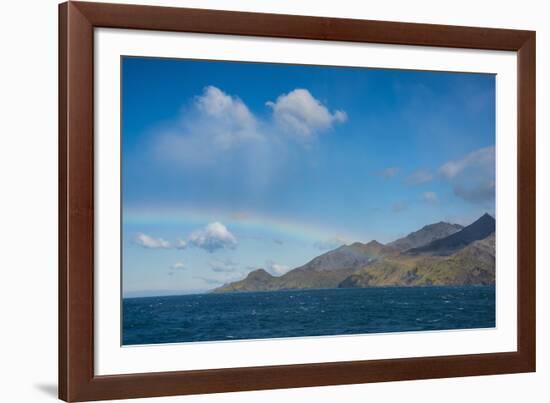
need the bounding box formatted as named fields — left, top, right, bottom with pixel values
left=440, top=146, right=495, bottom=204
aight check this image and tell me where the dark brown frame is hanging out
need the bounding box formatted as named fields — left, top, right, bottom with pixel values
left=59, top=1, right=536, bottom=401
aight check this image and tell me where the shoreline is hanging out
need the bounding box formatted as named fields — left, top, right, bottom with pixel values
left=123, top=283, right=496, bottom=300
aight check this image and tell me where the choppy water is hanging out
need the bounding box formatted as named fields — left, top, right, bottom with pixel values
left=122, top=285, right=495, bottom=345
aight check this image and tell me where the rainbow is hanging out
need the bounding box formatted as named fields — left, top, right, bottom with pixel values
left=123, top=206, right=367, bottom=243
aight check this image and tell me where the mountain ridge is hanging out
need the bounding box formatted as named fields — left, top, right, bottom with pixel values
left=389, top=222, right=464, bottom=251
left=214, top=214, right=496, bottom=293
left=406, top=213, right=495, bottom=256
left=339, top=232, right=495, bottom=288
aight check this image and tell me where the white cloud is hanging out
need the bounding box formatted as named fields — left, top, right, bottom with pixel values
left=134, top=233, right=171, bottom=249
left=155, top=86, right=261, bottom=166
left=406, top=169, right=433, bottom=186
left=188, top=222, right=237, bottom=253
left=266, top=88, right=347, bottom=137
left=439, top=146, right=495, bottom=203
left=152, top=86, right=346, bottom=193
left=175, top=239, right=187, bottom=250
left=134, top=222, right=238, bottom=253
left=265, top=260, right=290, bottom=276
left=170, top=262, right=186, bottom=270
left=197, top=86, right=253, bottom=122
left=194, top=85, right=259, bottom=147
left=440, top=146, right=494, bottom=179
left=421, top=191, right=438, bottom=203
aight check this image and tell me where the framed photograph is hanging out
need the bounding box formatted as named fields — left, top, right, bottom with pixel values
left=59, top=1, right=536, bottom=401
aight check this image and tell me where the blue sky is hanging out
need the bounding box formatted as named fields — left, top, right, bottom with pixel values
left=122, top=57, right=495, bottom=297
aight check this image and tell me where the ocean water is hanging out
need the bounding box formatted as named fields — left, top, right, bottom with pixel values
left=122, top=286, right=495, bottom=345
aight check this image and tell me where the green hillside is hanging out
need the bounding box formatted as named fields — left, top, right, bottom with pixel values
left=214, top=215, right=496, bottom=293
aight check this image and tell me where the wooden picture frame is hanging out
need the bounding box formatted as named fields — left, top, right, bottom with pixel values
left=59, top=1, right=536, bottom=401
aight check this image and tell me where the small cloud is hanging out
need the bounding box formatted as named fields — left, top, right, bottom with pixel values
left=209, top=258, right=239, bottom=273
left=440, top=146, right=493, bottom=179
left=170, top=261, right=186, bottom=270
left=265, top=260, right=290, bottom=276
left=134, top=233, right=171, bottom=249
left=379, top=167, right=400, bottom=179
left=266, top=88, right=346, bottom=137
left=175, top=239, right=187, bottom=250
left=392, top=201, right=408, bottom=213
left=406, top=169, right=433, bottom=186
left=314, top=237, right=347, bottom=251
left=421, top=191, right=439, bottom=204
left=439, top=146, right=495, bottom=204
left=188, top=222, right=237, bottom=253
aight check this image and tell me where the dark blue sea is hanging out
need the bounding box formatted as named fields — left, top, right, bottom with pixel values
left=122, top=286, right=495, bottom=345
